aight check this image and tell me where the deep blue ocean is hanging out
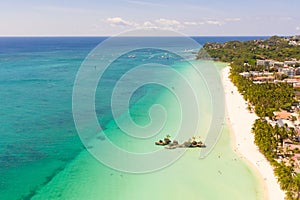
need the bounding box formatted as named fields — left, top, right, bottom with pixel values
left=0, top=36, right=268, bottom=199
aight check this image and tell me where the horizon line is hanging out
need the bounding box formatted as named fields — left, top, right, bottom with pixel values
left=0, top=35, right=284, bottom=38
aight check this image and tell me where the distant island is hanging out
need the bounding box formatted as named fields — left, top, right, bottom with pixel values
left=198, top=36, right=300, bottom=200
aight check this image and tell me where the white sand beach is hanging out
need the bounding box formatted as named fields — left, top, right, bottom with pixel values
left=222, top=66, right=285, bottom=200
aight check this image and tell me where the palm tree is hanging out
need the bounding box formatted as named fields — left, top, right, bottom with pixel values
left=293, top=173, right=300, bottom=199
left=164, top=134, right=171, bottom=144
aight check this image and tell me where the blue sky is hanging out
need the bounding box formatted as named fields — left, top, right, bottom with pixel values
left=1, top=0, right=300, bottom=36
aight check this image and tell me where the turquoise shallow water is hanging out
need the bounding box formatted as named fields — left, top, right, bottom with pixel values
left=31, top=126, right=264, bottom=200
left=0, top=37, right=266, bottom=200
left=32, top=61, right=265, bottom=200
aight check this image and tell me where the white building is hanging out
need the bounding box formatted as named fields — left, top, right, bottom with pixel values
left=278, top=67, right=295, bottom=77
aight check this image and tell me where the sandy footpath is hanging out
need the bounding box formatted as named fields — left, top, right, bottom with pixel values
left=222, top=66, right=285, bottom=200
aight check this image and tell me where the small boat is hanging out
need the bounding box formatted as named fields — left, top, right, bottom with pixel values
left=128, top=54, right=136, bottom=58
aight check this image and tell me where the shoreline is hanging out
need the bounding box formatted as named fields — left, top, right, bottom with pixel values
left=222, top=66, right=285, bottom=200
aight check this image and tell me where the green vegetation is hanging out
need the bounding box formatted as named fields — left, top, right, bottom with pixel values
left=230, top=65, right=295, bottom=118
left=198, top=36, right=300, bottom=65
left=198, top=35, right=297, bottom=118
left=199, top=36, right=300, bottom=199
left=252, top=119, right=299, bottom=198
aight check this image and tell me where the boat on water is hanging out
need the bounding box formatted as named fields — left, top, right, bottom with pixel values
left=127, top=54, right=136, bottom=58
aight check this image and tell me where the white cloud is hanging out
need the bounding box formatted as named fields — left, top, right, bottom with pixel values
left=155, top=18, right=180, bottom=26
left=296, top=27, right=300, bottom=31
left=106, top=17, right=137, bottom=27
left=142, top=21, right=157, bottom=28
left=224, top=18, right=241, bottom=22
left=105, top=17, right=229, bottom=31
left=184, top=22, right=198, bottom=26
left=106, top=17, right=183, bottom=30
left=154, top=18, right=183, bottom=30
left=184, top=21, right=205, bottom=26
left=206, top=20, right=223, bottom=26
